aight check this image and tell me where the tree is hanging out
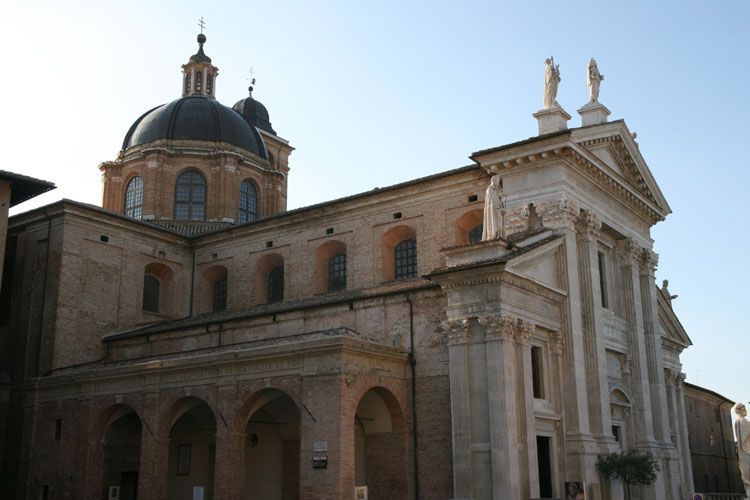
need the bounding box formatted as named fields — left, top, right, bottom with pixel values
left=596, top=449, right=660, bottom=500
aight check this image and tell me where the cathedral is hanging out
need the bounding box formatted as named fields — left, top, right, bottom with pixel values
left=0, top=34, right=695, bottom=500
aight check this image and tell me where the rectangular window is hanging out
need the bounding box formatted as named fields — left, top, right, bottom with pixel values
left=531, top=346, right=544, bottom=399
left=54, top=418, right=62, bottom=441
left=598, top=251, right=609, bottom=309
left=612, top=425, right=621, bottom=442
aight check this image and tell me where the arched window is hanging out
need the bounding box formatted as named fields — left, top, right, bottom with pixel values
left=206, top=73, right=213, bottom=95
left=184, top=73, right=192, bottom=95
left=175, top=171, right=206, bottom=221
left=394, top=239, right=417, bottom=279
left=239, top=180, right=258, bottom=222
left=142, top=274, right=160, bottom=313
left=124, top=176, right=144, bottom=219
left=327, top=253, right=347, bottom=291
left=213, top=278, right=227, bottom=312
left=468, top=224, right=483, bottom=244
left=267, top=266, right=284, bottom=303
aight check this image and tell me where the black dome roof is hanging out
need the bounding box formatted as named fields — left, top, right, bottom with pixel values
left=233, top=91, right=276, bottom=135
left=122, top=96, right=268, bottom=158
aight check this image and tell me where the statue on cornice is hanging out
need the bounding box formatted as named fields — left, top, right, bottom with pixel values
left=587, top=58, right=604, bottom=102
left=482, top=175, right=506, bottom=241
left=544, top=56, right=561, bottom=108
left=734, top=402, right=750, bottom=497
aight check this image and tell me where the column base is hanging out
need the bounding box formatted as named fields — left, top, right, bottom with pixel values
left=577, top=101, right=611, bottom=127
left=533, top=105, right=571, bottom=135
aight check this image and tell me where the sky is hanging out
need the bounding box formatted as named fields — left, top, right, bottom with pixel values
left=3, top=1, right=749, bottom=405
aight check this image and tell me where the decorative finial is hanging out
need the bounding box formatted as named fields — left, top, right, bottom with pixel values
left=248, top=67, right=256, bottom=95
left=198, top=16, right=206, bottom=34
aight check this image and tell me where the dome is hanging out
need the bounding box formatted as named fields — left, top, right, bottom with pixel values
left=233, top=89, right=276, bottom=135
left=122, top=96, right=268, bottom=159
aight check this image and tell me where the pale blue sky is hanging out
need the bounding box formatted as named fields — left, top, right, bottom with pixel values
left=3, top=1, right=748, bottom=404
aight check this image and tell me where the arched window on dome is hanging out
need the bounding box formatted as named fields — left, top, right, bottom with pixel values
left=239, top=180, right=258, bottom=223
left=206, top=73, right=213, bottom=95
left=175, top=171, right=206, bottom=221
left=124, top=176, right=144, bottom=219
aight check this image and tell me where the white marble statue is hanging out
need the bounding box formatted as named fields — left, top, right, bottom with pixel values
left=544, top=56, right=561, bottom=108
left=734, top=402, right=750, bottom=497
left=481, top=175, right=506, bottom=241
left=587, top=58, right=604, bottom=102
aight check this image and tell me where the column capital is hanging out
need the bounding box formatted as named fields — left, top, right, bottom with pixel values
left=638, top=248, right=659, bottom=274
left=515, top=319, right=535, bottom=345
left=478, top=314, right=516, bottom=341
left=442, top=318, right=470, bottom=345
left=615, top=238, right=642, bottom=265
left=548, top=331, right=564, bottom=356
left=574, top=209, right=601, bottom=240
left=537, top=194, right=579, bottom=229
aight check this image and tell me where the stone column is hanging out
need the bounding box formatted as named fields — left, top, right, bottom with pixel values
left=516, top=319, right=540, bottom=499
left=480, top=314, right=521, bottom=500
left=138, top=394, right=169, bottom=500
left=444, top=319, right=473, bottom=499
left=615, top=239, right=656, bottom=445
left=549, top=331, right=567, bottom=480
left=213, top=385, right=240, bottom=499
left=674, top=372, right=694, bottom=497
left=574, top=211, right=614, bottom=445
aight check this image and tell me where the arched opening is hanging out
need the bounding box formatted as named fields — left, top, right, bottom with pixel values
left=124, top=176, right=144, bottom=219
left=354, top=387, right=408, bottom=499
left=100, top=405, right=141, bottom=500
left=200, top=265, right=228, bottom=314
left=455, top=209, right=484, bottom=245
left=314, top=240, right=347, bottom=293
left=255, top=254, right=284, bottom=304
left=242, top=389, right=301, bottom=499
left=381, top=225, right=417, bottom=281
left=239, top=179, right=259, bottom=223
left=167, top=398, right=217, bottom=500
left=175, top=170, right=207, bottom=221
left=609, top=387, right=633, bottom=450
left=143, top=262, right=174, bottom=316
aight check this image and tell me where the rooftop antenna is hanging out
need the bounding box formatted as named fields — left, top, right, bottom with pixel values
left=198, top=16, right=206, bottom=34
left=248, top=66, right=256, bottom=95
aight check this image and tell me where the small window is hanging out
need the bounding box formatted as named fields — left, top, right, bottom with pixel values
left=195, top=73, right=203, bottom=93
left=267, top=266, right=284, bottom=303
left=394, top=239, right=417, bottom=279
left=598, top=251, right=609, bottom=309
left=184, top=74, right=192, bottom=94
left=239, top=180, right=258, bottom=222
left=531, top=346, right=544, bottom=399
left=54, top=418, right=62, bottom=441
left=175, top=171, right=206, bottom=221
left=124, top=176, right=144, bottom=219
left=327, top=253, right=347, bottom=291
left=612, top=425, right=621, bottom=443
left=142, top=275, right=160, bottom=313
left=213, top=278, right=227, bottom=312
left=468, top=224, right=483, bottom=244
left=206, top=73, right=213, bottom=94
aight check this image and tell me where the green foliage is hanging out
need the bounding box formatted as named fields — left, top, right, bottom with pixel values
left=596, top=449, right=660, bottom=487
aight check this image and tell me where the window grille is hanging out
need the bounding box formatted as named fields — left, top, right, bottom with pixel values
left=124, top=176, right=144, bottom=219
left=267, top=266, right=284, bottom=303
left=142, top=275, right=160, bottom=313
left=468, top=224, right=483, bottom=244
left=327, top=253, right=347, bottom=291
left=213, top=278, right=227, bottom=312
left=394, top=239, right=417, bottom=279
left=239, top=180, right=258, bottom=222
left=175, top=171, right=206, bottom=221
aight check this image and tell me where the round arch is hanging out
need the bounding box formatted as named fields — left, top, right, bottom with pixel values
left=380, top=225, right=417, bottom=281
left=314, top=240, right=347, bottom=293
left=455, top=209, right=484, bottom=245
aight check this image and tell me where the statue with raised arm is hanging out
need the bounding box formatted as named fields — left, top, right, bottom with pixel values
left=587, top=58, right=604, bottom=102
left=482, top=175, right=506, bottom=241
left=734, top=402, right=750, bottom=497
left=544, top=56, right=561, bottom=108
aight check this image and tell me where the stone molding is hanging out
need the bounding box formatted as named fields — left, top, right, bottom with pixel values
left=536, top=194, right=579, bottom=229
left=443, top=318, right=470, bottom=345
left=478, top=314, right=516, bottom=341
left=548, top=331, right=564, bottom=356
left=638, top=248, right=659, bottom=274
left=515, top=319, right=535, bottom=345
left=615, top=238, right=642, bottom=265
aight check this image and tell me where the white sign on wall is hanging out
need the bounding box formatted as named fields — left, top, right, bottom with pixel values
left=192, top=486, right=205, bottom=500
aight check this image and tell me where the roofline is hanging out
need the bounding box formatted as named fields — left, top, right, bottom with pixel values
left=684, top=382, right=738, bottom=405
left=0, top=170, right=56, bottom=207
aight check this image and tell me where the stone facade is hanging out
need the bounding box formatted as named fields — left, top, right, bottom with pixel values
left=0, top=40, right=697, bottom=500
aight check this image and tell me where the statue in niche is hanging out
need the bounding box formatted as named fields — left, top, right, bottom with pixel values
left=734, top=402, right=750, bottom=497
left=482, top=175, right=506, bottom=241
left=544, top=56, right=561, bottom=108
left=587, top=58, right=604, bottom=102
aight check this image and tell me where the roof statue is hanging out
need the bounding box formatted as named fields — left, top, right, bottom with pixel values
left=481, top=175, right=506, bottom=241
left=733, top=402, right=750, bottom=497
left=587, top=57, right=604, bottom=102
left=543, top=56, right=561, bottom=108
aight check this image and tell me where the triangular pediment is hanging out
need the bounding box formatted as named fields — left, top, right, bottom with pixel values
left=505, top=237, right=565, bottom=291
left=657, top=286, right=692, bottom=350
left=571, top=122, right=672, bottom=218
